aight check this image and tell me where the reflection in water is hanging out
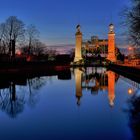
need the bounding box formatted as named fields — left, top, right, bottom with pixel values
left=0, top=69, right=72, bottom=118
left=81, top=67, right=108, bottom=94
left=0, top=67, right=140, bottom=139
left=74, top=68, right=83, bottom=105
left=128, top=88, right=134, bottom=95
left=0, top=77, right=47, bottom=118
left=108, top=71, right=115, bottom=107
left=0, top=82, right=24, bottom=118
left=126, top=93, right=140, bottom=140
left=74, top=67, right=119, bottom=107
left=0, top=67, right=139, bottom=123
left=27, top=77, right=47, bottom=107
left=74, top=67, right=140, bottom=139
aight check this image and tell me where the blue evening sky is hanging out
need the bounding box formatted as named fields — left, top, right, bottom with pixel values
left=0, top=0, right=130, bottom=48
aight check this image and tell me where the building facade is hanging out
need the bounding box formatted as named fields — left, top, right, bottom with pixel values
left=82, top=36, right=108, bottom=56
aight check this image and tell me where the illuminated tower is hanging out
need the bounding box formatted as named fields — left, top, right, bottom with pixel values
left=74, top=25, right=83, bottom=62
left=107, top=23, right=116, bottom=62
left=108, top=71, right=115, bottom=107
left=74, top=68, right=83, bottom=105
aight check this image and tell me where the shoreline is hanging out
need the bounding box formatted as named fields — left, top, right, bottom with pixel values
left=107, top=64, right=140, bottom=83
left=0, top=62, right=140, bottom=83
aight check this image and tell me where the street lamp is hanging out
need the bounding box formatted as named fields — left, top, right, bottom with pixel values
left=128, top=88, right=134, bottom=95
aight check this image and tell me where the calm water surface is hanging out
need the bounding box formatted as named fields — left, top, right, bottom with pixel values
left=0, top=67, right=140, bottom=140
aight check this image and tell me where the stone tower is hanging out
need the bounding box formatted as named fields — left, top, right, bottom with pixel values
left=74, top=25, right=83, bottom=62
left=107, top=23, right=116, bottom=62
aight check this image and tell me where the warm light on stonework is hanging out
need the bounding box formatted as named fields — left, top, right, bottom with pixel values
left=107, top=23, right=116, bottom=62
left=74, top=25, right=83, bottom=62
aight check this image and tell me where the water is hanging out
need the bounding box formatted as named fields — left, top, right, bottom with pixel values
left=0, top=67, right=140, bottom=140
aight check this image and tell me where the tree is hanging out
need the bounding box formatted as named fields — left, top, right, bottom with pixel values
left=0, top=23, right=5, bottom=42
left=123, top=0, right=140, bottom=46
left=46, top=49, right=57, bottom=60
left=0, top=23, right=7, bottom=54
left=0, top=16, right=48, bottom=60
left=4, top=16, right=25, bottom=54
left=116, top=48, right=125, bottom=61
left=26, top=24, right=39, bottom=54
left=32, top=39, right=47, bottom=56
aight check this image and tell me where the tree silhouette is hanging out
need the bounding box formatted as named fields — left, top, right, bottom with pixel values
left=5, top=16, right=25, bottom=55
left=122, top=0, right=140, bottom=46
left=0, top=16, right=47, bottom=57
left=26, top=24, right=39, bottom=55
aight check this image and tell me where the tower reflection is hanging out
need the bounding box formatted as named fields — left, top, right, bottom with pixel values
left=107, top=71, right=115, bottom=107
left=74, top=67, right=118, bottom=107
left=74, top=68, right=83, bottom=105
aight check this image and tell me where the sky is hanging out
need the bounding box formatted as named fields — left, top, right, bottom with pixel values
left=0, top=0, right=130, bottom=50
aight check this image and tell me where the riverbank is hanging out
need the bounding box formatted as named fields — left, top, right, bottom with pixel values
left=107, top=64, right=140, bottom=83
left=0, top=61, right=70, bottom=78
left=1, top=61, right=140, bottom=83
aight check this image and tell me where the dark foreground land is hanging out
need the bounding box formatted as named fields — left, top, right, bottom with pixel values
left=0, top=61, right=70, bottom=78
left=0, top=61, right=140, bottom=84
left=108, top=64, right=140, bottom=83
left=0, top=61, right=71, bottom=89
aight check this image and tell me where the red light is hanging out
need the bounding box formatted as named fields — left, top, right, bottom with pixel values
left=16, top=50, right=21, bottom=55
left=27, top=56, right=31, bottom=61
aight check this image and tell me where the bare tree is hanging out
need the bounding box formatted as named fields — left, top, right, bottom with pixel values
left=0, top=23, right=5, bottom=54
left=122, top=0, right=140, bottom=46
left=0, top=23, right=9, bottom=54
left=0, top=16, right=48, bottom=59
left=4, top=16, right=25, bottom=54
left=26, top=24, right=39, bottom=54
left=32, top=39, right=47, bottom=56
left=46, top=49, right=57, bottom=60
left=21, top=39, right=47, bottom=56
left=0, top=23, right=5, bottom=41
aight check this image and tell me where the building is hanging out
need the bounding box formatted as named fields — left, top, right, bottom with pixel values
left=74, top=23, right=117, bottom=62
left=82, top=36, right=108, bottom=56
left=107, top=23, right=116, bottom=62
left=74, top=25, right=83, bottom=62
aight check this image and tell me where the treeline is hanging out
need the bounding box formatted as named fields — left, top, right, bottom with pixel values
left=0, top=16, right=57, bottom=58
